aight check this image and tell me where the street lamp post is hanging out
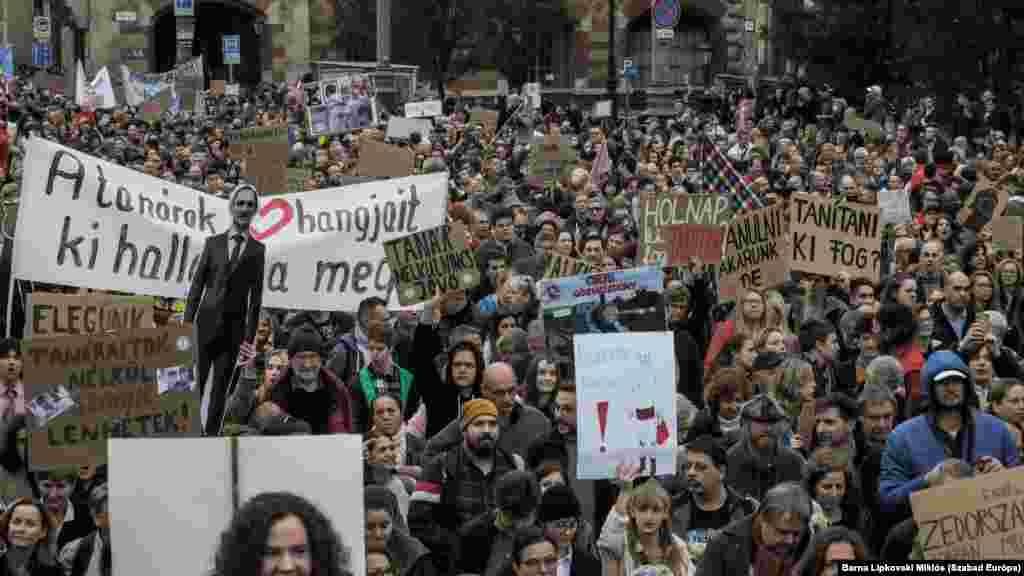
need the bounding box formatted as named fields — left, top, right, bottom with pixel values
left=607, top=0, right=618, bottom=122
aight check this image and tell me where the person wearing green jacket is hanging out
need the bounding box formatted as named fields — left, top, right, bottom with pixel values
left=353, top=320, right=420, bottom=434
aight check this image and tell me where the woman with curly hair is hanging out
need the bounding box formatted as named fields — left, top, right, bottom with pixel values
left=0, top=497, right=59, bottom=576
left=211, top=491, right=352, bottom=576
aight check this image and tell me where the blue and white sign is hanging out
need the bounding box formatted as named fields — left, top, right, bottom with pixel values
left=32, top=42, right=51, bottom=68
left=223, top=35, right=240, bottom=65
left=174, top=0, right=194, bottom=17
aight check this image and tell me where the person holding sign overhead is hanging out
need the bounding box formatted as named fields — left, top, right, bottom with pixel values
left=185, top=184, right=266, bottom=436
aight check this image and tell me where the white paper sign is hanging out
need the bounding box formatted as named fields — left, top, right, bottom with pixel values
left=878, top=186, right=912, bottom=226
left=574, top=332, right=677, bottom=480
left=15, top=139, right=448, bottom=310
left=110, top=436, right=365, bottom=576
left=405, top=100, right=443, bottom=118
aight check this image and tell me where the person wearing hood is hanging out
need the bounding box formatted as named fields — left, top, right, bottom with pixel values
left=725, top=395, right=805, bottom=501
left=364, top=486, right=437, bottom=576
left=878, top=350, right=1019, bottom=516
left=695, top=481, right=814, bottom=576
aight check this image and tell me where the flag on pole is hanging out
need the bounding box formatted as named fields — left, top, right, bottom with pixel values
left=702, top=135, right=765, bottom=211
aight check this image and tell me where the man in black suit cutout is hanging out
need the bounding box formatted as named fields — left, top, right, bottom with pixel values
left=186, top=184, right=265, bottom=435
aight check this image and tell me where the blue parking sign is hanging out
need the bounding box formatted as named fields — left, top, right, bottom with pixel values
left=174, top=0, right=194, bottom=17
left=32, top=42, right=50, bottom=67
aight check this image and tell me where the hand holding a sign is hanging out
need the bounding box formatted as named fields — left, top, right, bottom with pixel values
left=612, top=462, right=644, bottom=516
left=975, top=455, right=1004, bottom=475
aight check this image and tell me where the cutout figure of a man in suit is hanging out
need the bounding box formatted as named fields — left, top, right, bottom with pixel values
left=186, top=184, right=265, bottom=435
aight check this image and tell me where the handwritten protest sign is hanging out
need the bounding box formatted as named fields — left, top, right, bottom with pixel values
left=640, top=193, right=731, bottom=265
left=543, top=252, right=594, bottom=279
left=720, top=204, right=789, bottom=299
left=788, top=193, right=881, bottom=281
left=226, top=126, right=289, bottom=196
left=21, top=324, right=198, bottom=469
left=383, top=222, right=479, bottom=305
left=992, top=216, right=1024, bottom=253
left=910, top=467, right=1024, bottom=560
left=27, top=292, right=154, bottom=337
left=575, top=332, right=676, bottom=479
left=666, top=224, right=724, bottom=266
left=22, top=324, right=193, bottom=385
left=357, top=140, right=415, bottom=178
left=15, top=140, right=447, bottom=310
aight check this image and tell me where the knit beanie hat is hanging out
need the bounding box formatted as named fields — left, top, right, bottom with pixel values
left=287, top=327, right=323, bottom=357
left=462, top=398, right=498, bottom=429
left=538, top=484, right=581, bottom=523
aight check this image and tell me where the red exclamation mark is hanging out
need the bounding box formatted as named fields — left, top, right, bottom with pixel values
left=597, top=401, right=609, bottom=452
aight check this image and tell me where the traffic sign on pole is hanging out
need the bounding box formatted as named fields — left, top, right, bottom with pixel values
left=223, top=35, right=241, bottom=65
left=33, top=17, right=51, bottom=40
left=653, top=0, right=681, bottom=29
left=174, top=0, right=194, bottom=17
left=32, top=42, right=51, bottom=67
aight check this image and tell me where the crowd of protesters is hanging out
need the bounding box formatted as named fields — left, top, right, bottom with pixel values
left=0, top=69, right=1019, bottom=576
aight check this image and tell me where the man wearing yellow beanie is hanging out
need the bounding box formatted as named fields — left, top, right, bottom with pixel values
left=409, top=397, right=525, bottom=573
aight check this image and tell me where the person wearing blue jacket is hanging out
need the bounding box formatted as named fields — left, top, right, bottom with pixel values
left=879, top=350, right=1019, bottom=514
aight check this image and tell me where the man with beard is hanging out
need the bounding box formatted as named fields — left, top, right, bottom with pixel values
left=725, top=395, right=805, bottom=501
left=854, top=382, right=898, bottom=555
left=696, top=481, right=813, bottom=576
left=425, top=362, right=549, bottom=462
left=801, top=393, right=860, bottom=470
left=672, top=435, right=757, bottom=564
left=409, top=399, right=523, bottom=575
left=879, top=350, right=1019, bottom=516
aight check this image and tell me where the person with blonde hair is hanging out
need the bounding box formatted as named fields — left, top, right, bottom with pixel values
left=704, top=289, right=767, bottom=375
left=598, top=471, right=692, bottom=576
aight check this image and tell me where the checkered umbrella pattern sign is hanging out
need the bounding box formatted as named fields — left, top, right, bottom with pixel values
left=702, top=135, right=764, bottom=211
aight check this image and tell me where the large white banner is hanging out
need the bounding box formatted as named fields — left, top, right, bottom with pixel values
left=15, top=139, right=448, bottom=310
left=574, top=332, right=677, bottom=480
left=254, top=173, right=447, bottom=310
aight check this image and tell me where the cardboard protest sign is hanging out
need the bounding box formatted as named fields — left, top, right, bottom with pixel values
left=788, top=193, right=881, bottom=281
left=22, top=324, right=194, bottom=386
left=574, top=332, right=676, bottom=479
left=720, top=204, right=789, bottom=299
left=910, top=466, right=1024, bottom=560
left=27, top=292, right=154, bottom=337
left=386, top=117, right=432, bottom=141
left=225, top=126, right=289, bottom=196
left=357, top=140, right=415, bottom=178
left=639, top=193, right=731, bottom=265
left=543, top=252, right=595, bottom=279
left=21, top=324, right=197, bottom=469
left=470, top=108, right=499, bottom=133
left=405, top=100, right=442, bottom=118
left=539, top=267, right=666, bottom=371
left=992, top=216, right=1024, bottom=253
left=110, top=435, right=366, bottom=576
left=383, top=222, right=480, bottom=305
left=209, top=80, right=225, bottom=96
left=666, top=224, right=724, bottom=266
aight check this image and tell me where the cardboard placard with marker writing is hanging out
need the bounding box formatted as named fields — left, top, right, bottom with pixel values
left=542, top=252, right=594, bottom=279
left=910, top=466, right=1024, bottom=560
left=788, top=193, right=882, bottom=281
left=720, top=204, right=790, bottom=300
left=225, top=126, right=289, bottom=196
left=992, top=216, right=1024, bottom=253
left=21, top=324, right=198, bottom=469
left=383, top=221, right=479, bottom=306
left=27, top=292, right=154, bottom=337
left=665, top=224, right=724, bottom=267
left=639, top=193, right=731, bottom=265
left=357, top=140, right=415, bottom=179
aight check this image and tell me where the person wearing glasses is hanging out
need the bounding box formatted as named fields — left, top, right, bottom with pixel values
left=537, top=484, right=600, bottom=576
left=185, top=184, right=266, bottom=435
left=500, top=526, right=560, bottom=576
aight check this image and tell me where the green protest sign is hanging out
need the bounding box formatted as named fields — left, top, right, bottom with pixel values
left=383, top=222, right=480, bottom=305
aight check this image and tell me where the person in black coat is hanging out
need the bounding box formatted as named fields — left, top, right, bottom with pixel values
left=537, top=485, right=600, bottom=576
left=185, top=184, right=265, bottom=435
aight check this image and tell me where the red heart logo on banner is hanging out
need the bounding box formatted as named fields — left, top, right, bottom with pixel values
left=249, top=198, right=293, bottom=241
